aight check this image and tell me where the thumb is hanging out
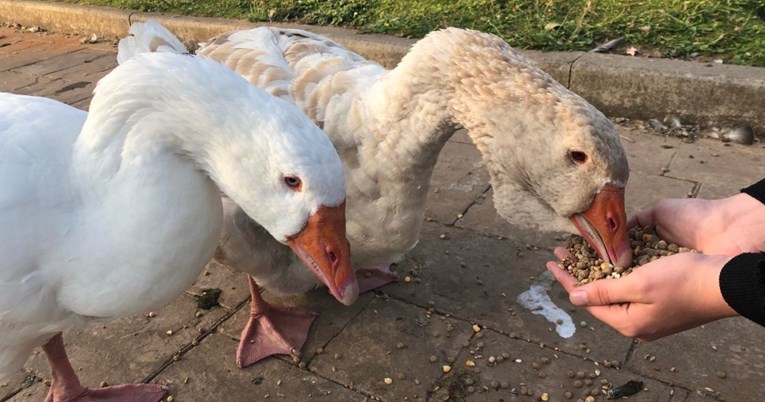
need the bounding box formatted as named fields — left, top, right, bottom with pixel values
left=569, top=277, right=635, bottom=307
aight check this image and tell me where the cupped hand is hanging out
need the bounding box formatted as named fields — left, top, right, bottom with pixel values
left=546, top=248, right=737, bottom=341
left=629, top=194, right=765, bottom=256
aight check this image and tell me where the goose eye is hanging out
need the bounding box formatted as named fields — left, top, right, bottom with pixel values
left=568, top=150, right=588, bottom=165
left=284, top=176, right=302, bottom=191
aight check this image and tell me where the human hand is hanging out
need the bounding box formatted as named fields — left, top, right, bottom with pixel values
left=546, top=248, right=737, bottom=341
left=630, top=194, right=765, bottom=256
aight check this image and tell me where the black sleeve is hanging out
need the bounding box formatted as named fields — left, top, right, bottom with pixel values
left=717, top=178, right=765, bottom=327
left=742, top=178, right=765, bottom=205
left=720, top=253, right=765, bottom=326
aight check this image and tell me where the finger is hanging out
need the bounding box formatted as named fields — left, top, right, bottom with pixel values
left=553, top=246, right=574, bottom=261
left=628, top=206, right=656, bottom=229
left=545, top=261, right=578, bottom=293
left=568, top=275, right=643, bottom=307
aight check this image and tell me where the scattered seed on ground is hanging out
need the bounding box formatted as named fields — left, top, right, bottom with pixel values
left=384, top=377, right=393, bottom=385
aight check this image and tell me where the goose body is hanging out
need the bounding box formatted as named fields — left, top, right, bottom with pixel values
left=120, top=22, right=633, bottom=368
left=0, top=50, right=354, bottom=401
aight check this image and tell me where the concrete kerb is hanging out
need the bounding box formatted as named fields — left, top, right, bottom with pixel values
left=1, top=0, right=764, bottom=134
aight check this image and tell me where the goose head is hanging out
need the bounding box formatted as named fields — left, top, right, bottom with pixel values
left=210, top=91, right=360, bottom=306
left=477, top=82, right=632, bottom=268
left=435, top=29, right=632, bottom=267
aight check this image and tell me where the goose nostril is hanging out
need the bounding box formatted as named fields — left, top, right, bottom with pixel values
left=327, top=250, right=338, bottom=266
left=608, top=216, right=618, bottom=232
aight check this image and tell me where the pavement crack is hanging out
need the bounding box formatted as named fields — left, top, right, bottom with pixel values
left=306, top=296, right=374, bottom=366
left=140, top=296, right=251, bottom=384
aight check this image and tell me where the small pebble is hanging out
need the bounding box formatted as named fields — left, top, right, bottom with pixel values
left=472, top=324, right=481, bottom=333
left=442, top=365, right=452, bottom=373
left=147, top=312, right=157, bottom=318
left=384, top=377, right=393, bottom=385
left=465, top=360, right=475, bottom=367
left=488, top=356, right=496, bottom=363
left=585, top=397, right=595, bottom=402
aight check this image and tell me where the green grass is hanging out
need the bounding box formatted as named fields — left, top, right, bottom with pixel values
left=54, top=0, right=765, bottom=67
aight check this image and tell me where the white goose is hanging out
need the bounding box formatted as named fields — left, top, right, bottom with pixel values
left=121, top=21, right=633, bottom=368
left=0, top=49, right=356, bottom=401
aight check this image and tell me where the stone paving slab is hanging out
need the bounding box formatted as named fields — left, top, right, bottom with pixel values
left=1, top=25, right=765, bottom=402
left=628, top=318, right=765, bottom=401
left=150, top=333, right=369, bottom=401
left=386, top=221, right=635, bottom=365
left=309, top=297, right=475, bottom=401
left=425, top=140, right=490, bottom=226
left=451, top=330, right=681, bottom=402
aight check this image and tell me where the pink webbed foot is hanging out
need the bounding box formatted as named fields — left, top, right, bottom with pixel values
left=42, top=333, right=167, bottom=402
left=45, top=384, right=168, bottom=402
left=236, top=275, right=318, bottom=368
left=356, top=264, right=399, bottom=293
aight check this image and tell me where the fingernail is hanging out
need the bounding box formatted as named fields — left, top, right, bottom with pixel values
left=570, top=290, right=589, bottom=306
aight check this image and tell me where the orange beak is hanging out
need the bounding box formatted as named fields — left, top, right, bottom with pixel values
left=569, top=184, right=633, bottom=268
left=287, top=201, right=358, bottom=306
